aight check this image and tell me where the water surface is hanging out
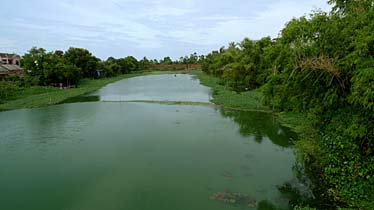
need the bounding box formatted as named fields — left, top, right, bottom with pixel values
left=0, top=74, right=300, bottom=210
left=91, top=74, right=212, bottom=102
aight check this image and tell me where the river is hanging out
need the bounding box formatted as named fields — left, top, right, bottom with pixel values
left=0, top=74, right=304, bottom=210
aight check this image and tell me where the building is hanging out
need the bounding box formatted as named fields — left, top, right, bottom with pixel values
left=0, top=53, right=21, bottom=65
left=0, top=53, right=24, bottom=78
left=96, top=69, right=104, bottom=78
left=0, top=64, right=24, bottom=78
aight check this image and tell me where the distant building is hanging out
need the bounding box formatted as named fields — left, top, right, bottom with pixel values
left=96, top=69, right=104, bottom=78
left=0, top=53, right=24, bottom=78
left=0, top=53, right=21, bottom=65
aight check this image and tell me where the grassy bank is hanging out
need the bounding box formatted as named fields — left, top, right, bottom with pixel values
left=196, top=72, right=374, bottom=209
left=0, top=70, right=194, bottom=112
left=192, top=71, right=329, bottom=209
left=1, top=69, right=264, bottom=112
left=0, top=76, right=126, bottom=111
left=191, top=71, right=313, bottom=134
left=192, top=71, right=270, bottom=112
left=1, top=69, right=305, bottom=133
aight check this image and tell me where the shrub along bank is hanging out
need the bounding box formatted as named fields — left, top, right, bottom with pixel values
left=199, top=1, right=373, bottom=209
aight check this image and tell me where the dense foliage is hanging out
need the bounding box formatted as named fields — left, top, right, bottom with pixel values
left=0, top=80, right=20, bottom=102
left=201, top=0, right=373, bottom=208
left=104, top=56, right=141, bottom=76
left=178, top=52, right=205, bottom=64
left=21, top=47, right=98, bottom=86
left=20, top=48, right=152, bottom=86
left=14, top=46, right=203, bottom=88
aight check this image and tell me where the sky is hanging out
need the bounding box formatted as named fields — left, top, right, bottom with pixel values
left=0, top=0, right=331, bottom=60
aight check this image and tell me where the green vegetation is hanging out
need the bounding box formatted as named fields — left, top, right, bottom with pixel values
left=0, top=70, right=192, bottom=111
left=0, top=80, right=21, bottom=102
left=22, top=48, right=89, bottom=86
left=0, top=75, right=127, bottom=111
left=0, top=40, right=203, bottom=111
left=104, top=56, right=141, bottom=76
left=193, top=71, right=269, bottom=111
left=199, top=0, right=373, bottom=208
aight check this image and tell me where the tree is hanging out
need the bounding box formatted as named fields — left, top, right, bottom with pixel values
left=123, top=56, right=139, bottom=72
left=108, top=63, right=121, bottom=76
left=64, top=47, right=99, bottom=78
left=62, top=63, right=82, bottom=86
left=160, top=56, right=173, bottom=64
left=115, top=56, right=139, bottom=74
left=21, top=47, right=86, bottom=86
left=139, top=57, right=150, bottom=70
left=200, top=1, right=374, bottom=206
left=21, top=47, right=47, bottom=82
left=40, top=52, right=83, bottom=86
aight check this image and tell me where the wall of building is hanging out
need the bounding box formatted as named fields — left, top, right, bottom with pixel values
left=0, top=54, right=21, bottom=65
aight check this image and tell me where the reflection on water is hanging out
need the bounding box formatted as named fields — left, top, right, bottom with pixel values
left=60, top=95, right=100, bottom=104
left=219, top=109, right=296, bottom=148
left=0, top=103, right=301, bottom=210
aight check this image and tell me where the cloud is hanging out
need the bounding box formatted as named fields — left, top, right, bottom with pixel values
left=138, top=6, right=193, bottom=20
left=0, top=0, right=331, bottom=59
left=0, top=39, right=17, bottom=51
left=164, top=0, right=331, bottom=47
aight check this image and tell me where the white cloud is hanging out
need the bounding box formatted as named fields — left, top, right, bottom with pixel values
left=165, top=0, right=331, bottom=47
left=0, top=0, right=331, bottom=59
left=0, top=39, right=17, bottom=51
left=138, top=6, right=193, bottom=20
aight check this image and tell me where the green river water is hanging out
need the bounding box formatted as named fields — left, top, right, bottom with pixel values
left=0, top=74, right=308, bottom=210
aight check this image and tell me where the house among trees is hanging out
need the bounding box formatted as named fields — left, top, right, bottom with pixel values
left=1, top=53, right=20, bottom=65
left=96, top=69, right=104, bottom=78
left=0, top=53, right=24, bottom=78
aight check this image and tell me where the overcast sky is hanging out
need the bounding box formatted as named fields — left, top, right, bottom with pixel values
left=0, top=0, right=331, bottom=60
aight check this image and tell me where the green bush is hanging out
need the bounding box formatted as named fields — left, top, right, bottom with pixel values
left=199, top=0, right=374, bottom=207
left=0, top=81, right=20, bottom=102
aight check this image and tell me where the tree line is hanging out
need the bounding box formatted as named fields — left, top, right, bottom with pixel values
left=0, top=47, right=203, bottom=101
left=201, top=0, right=373, bottom=207
left=19, top=48, right=204, bottom=86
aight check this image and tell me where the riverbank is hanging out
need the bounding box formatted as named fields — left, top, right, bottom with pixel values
left=191, top=71, right=337, bottom=209
left=0, top=76, right=125, bottom=112
left=192, top=71, right=270, bottom=112
left=0, top=70, right=193, bottom=112
left=1, top=70, right=309, bottom=133
left=193, top=71, right=373, bottom=210
left=191, top=71, right=311, bottom=132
